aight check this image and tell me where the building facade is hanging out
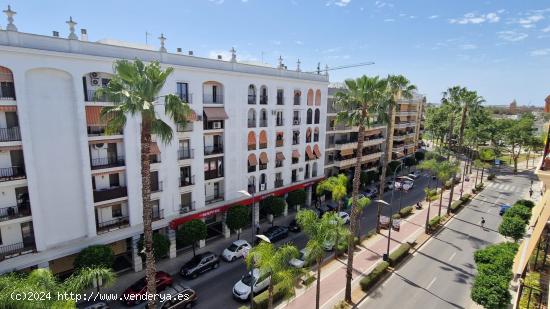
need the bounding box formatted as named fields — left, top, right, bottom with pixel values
left=0, top=24, right=328, bottom=274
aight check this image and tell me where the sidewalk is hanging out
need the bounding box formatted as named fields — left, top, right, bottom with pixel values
left=280, top=165, right=477, bottom=309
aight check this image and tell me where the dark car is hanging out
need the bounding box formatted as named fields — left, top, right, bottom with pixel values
left=499, top=204, right=512, bottom=216
left=315, top=204, right=330, bottom=217
left=180, top=252, right=219, bottom=279
left=263, top=226, right=289, bottom=243
left=122, top=271, right=173, bottom=306
left=145, top=283, right=198, bottom=309
left=288, top=219, right=301, bottom=232
left=325, top=202, right=338, bottom=212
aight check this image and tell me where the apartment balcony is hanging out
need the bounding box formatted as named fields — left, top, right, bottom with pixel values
left=248, top=94, right=256, bottom=105
left=393, top=146, right=405, bottom=153
left=204, top=144, right=224, bottom=156
left=277, top=96, right=284, bottom=105
left=248, top=119, right=256, bottom=128
left=178, top=148, right=194, bottom=160
left=276, top=118, right=284, bottom=127
left=398, top=99, right=419, bottom=105
left=203, top=94, right=224, bottom=104
left=206, top=192, right=224, bottom=205
left=0, top=166, right=26, bottom=182
left=180, top=201, right=196, bottom=214
left=0, top=202, right=31, bottom=222
left=180, top=175, right=195, bottom=187
left=396, top=111, right=417, bottom=117
left=0, top=127, right=20, bottom=142
left=333, top=152, right=383, bottom=168
left=0, top=238, right=35, bottom=261
left=177, top=93, right=193, bottom=104
left=260, top=95, right=268, bottom=105
left=91, top=156, right=125, bottom=170
left=248, top=165, right=256, bottom=173
left=276, top=139, right=284, bottom=147
left=85, top=89, right=119, bottom=103
left=334, top=139, right=358, bottom=150
left=294, top=97, right=300, bottom=105
left=274, top=179, right=283, bottom=188
left=395, top=122, right=416, bottom=129
left=393, top=132, right=414, bottom=141
left=93, top=186, right=128, bottom=203
left=259, top=119, right=268, bottom=127
left=151, top=181, right=163, bottom=193
left=292, top=118, right=301, bottom=126
left=0, top=81, right=16, bottom=101
left=327, top=105, right=338, bottom=114
left=259, top=143, right=267, bottom=149
left=87, top=125, right=123, bottom=137
left=177, top=123, right=193, bottom=132
left=96, top=216, right=129, bottom=234
left=312, top=169, right=318, bottom=177
left=205, top=170, right=224, bottom=181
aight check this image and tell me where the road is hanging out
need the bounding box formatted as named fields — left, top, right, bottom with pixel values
left=359, top=168, right=533, bottom=309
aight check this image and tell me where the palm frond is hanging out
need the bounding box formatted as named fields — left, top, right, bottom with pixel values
left=151, top=118, right=174, bottom=144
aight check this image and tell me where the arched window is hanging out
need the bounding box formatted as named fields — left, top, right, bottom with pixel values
left=306, top=128, right=312, bottom=143
left=315, top=89, right=321, bottom=106
left=0, top=66, right=16, bottom=100
left=259, top=173, right=267, bottom=191
left=293, top=90, right=301, bottom=105
left=314, top=127, right=319, bottom=142
left=259, top=152, right=268, bottom=170
left=260, top=85, right=268, bottom=105
left=304, top=163, right=310, bottom=179
left=305, top=145, right=314, bottom=161
left=307, top=89, right=314, bottom=106
left=248, top=153, right=257, bottom=173
left=259, top=130, right=268, bottom=149
left=248, top=176, right=256, bottom=193
left=203, top=81, right=224, bottom=104
left=260, top=109, right=268, bottom=127
left=248, top=84, right=256, bottom=104
left=248, top=131, right=256, bottom=150
left=314, top=109, right=320, bottom=124
left=313, top=144, right=321, bottom=159
left=248, top=108, right=256, bottom=128
left=306, top=108, right=313, bottom=124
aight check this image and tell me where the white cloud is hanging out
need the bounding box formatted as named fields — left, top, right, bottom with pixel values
left=542, top=26, right=550, bottom=32
left=374, top=1, right=393, bottom=8
left=530, top=48, right=550, bottom=56
left=460, top=44, right=478, bottom=50
left=384, top=18, right=395, bottom=22
left=327, top=0, right=351, bottom=7
left=208, top=0, right=224, bottom=4
left=449, top=12, right=501, bottom=24
left=429, top=15, right=439, bottom=19
left=295, top=40, right=304, bottom=45
left=498, top=30, right=528, bottom=42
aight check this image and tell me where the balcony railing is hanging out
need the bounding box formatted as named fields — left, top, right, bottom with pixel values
left=0, top=82, right=16, bottom=100
left=248, top=94, right=256, bottom=105
left=205, top=170, right=224, bottom=180
left=0, top=239, right=35, bottom=261
left=275, top=160, right=283, bottom=168
left=206, top=192, right=224, bottom=205
left=276, top=139, right=284, bottom=147
left=180, top=201, right=196, bottom=214
left=293, top=118, right=301, bottom=126
left=293, top=138, right=299, bottom=145
left=177, top=123, right=193, bottom=132
left=204, top=144, right=224, bottom=155
left=91, top=156, right=125, bottom=170
left=260, top=95, right=268, bottom=105
left=0, top=127, right=20, bottom=142
left=248, top=144, right=256, bottom=151
left=294, top=96, right=300, bottom=105
left=87, top=125, right=123, bottom=136
left=259, top=164, right=267, bottom=170
left=248, top=119, right=256, bottom=128
left=248, top=165, right=256, bottom=173
left=0, top=202, right=31, bottom=221
left=274, top=179, right=283, bottom=188
left=178, top=148, right=194, bottom=160
left=152, top=208, right=164, bottom=221
left=180, top=175, right=195, bottom=187
left=259, top=143, right=267, bottom=149
left=93, top=186, right=128, bottom=203
left=276, top=118, right=284, bottom=126
left=259, top=119, right=267, bottom=127
left=203, top=94, right=224, bottom=104
left=151, top=181, right=163, bottom=193
left=312, top=169, right=318, bottom=177
left=85, top=89, right=119, bottom=103
left=0, top=166, right=26, bottom=182
left=277, top=96, right=284, bottom=105
left=96, top=216, right=129, bottom=234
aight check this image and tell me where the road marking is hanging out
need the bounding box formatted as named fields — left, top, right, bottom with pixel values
left=448, top=252, right=457, bottom=262
left=426, top=277, right=437, bottom=290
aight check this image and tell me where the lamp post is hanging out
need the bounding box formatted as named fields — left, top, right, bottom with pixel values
left=381, top=161, right=405, bottom=261
left=238, top=189, right=256, bottom=245
left=375, top=199, right=391, bottom=261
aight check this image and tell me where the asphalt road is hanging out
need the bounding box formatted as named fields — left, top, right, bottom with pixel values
left=359, top=168, right=533, bottom=309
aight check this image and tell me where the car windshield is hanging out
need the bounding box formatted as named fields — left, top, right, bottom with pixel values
left=227, top=244, right=239, bottom=252
left=185, top=256, right=202, bottom=267
left=241, top=274, right=256, bottom=286
left=130, top=278, right=146, bottom=291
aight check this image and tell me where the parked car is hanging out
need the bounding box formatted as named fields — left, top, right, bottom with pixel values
left=289, top=249, right=310, bottom=268
left=325, top=202, right=339, bottom=212
left=499, top=204, right=512, bottom=216
left=315, top=204, right=331, bottom=217
left=222, top=240, right=251, bottom=262
left=402, top=182, right=413, bottom=191
left=122, top=271, right=173, bottom=306
left=288, top=219, right=301, bottom=232
left=145, top=283, right=198, bottom=309
left=338, top=211, right=350, bottom=224
left=407, top=172, right=420, bottom=179
left=362, top=187, right=378, bottom=198
left=262, top=226, right=289, bottom=243
left=77, top=301, right=109, bottom=309
left=384, top=181, right=394, bottom=192
left=180, top=252, right=219, bottom=279
left=233, top=268, right=270, bottom=301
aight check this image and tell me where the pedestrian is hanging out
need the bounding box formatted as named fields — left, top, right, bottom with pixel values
left=529, top=188, right=534, bottom=198
left=481, top=217, right=486, bottom=228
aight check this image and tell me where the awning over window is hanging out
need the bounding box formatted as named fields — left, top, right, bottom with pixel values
left=203, top=107, right=228, bottom=120
left=365, top=129, right=381, bottom=136
left=150, top=142, right=160, bottom=155
left=306, top=128, right=312, bottom=137
left=85, top=106, right=103, bottom=125
left=186, top=110, right=197, bottom=121
left=276, top=152, right=285, bottom=161
left=313, top=145, right=321, bottom=158
left=259, top=152, right=269, bottom=164
left=259, top=131, right=268, bottom=144
left=248, top=131, right=256, bottom=146
left=340, top=148, right=354, bottom=156
left=248, top=154, right=258, bottom=166
left=292, top=150, right=300, bottom=158
left=0, top=106, right=16, bottom=112
left=305, top=146, right=315, bottom=160
left=276, top=131, right=284, bottom=138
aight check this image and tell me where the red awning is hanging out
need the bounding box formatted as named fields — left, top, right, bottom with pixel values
left=0, top=106, right=16, bottom=112
left=203, top=107, right=228, bottom=120
left=305, top=146, right=315, bottom=160
left=248, top=154, right=258, bottom=166
left=292, top=150, right=300, bottom=158
left=259, top=152, right=269, bottom=164
left=276, top=152, right=285, bottom=161
left=150, top=142, right=160, bottom=155
left=313, top=145, right=321, bottom=158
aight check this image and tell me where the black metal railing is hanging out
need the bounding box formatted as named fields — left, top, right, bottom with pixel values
left=152, top=208, right=164, bottom=221
left=292, top=175, right=298, bottom=183
left=203, top=94, right=224, bottom=104
left=294, top=96, right=300, bottom=105
left=293, top=118, right=301, bottom=125
left=90, top=156, right=125, bottom=169
left=0, top=202, right=31, bottom=221
left=277, top=96, right=284, bottom=105
left=0, top=127, right=20, bottom=142
left=205, top=193, right=224, bottom=204
left=275, top=179, right=284, bottom=188
left=85, top=89, right=119, bottom=102
left=248, top=166, right=256, bottom=173
left=314, top=135, right=319, bottom=142
left=260, top=95, right=268, bottom=105
left=276, top=139, right=284, bottom=147
left=96, top=216, right=129, bottom=234
left=0, top=82, right=16, bottom=100
left=276, top=160, right=283, bottom=168
left=248, top=94, right=256, bottom=105
left=87, top=125, right=123, bottom=136
left=204, top=144, right=224, bottom=155
left=259, top=143, right=267, bottom=149
left=0, top=240, right=35, bottom=261
left=178, top=148, right=194, bottom=160
left=259, top=164, right=267, bottom=170
left=0, top=166, right=26, bottom=182
left=93, top=187, right=127, bottom=203
left=260, top=119, right=268, bottom=127
left=293, top=138, right=299, bottom=145
left=205, top=170, right=224, bottom=180
left=180, top=175, right=195, bottom=187
left=248, top=144, right=256, bottom=151
left=276, top=118, right=284, bottom=126
left=151, top=181, right=163, bottom=193
left=248, top=119, right=256, bottom=128
left=180, top=201, right=196, bottom=214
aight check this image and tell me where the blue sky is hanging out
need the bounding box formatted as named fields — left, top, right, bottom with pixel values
left=1, top=0, right=550, bottom=105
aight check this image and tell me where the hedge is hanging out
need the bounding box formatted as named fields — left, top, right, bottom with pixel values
left=487, top=174, right=496, bottom=180
left=392, top=213, right=401, bottom=220
left=450, top=200, right=463, bottom=213
left=253, top=283, right=294, bottom=309
left=388, top=243, right=411, bottom=266
left=515, top=199, right=535, bottom=209
left=460, top=194, right=471, bottom=202
left=399, top=206, right=413, bottom=218
left=74, top=245, right=115, bottom=270
left=359, top=261, right=390, bottom=291
left=428, top=216, right=442, bottom=231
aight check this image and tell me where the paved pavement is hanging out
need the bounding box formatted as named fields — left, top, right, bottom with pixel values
left=358, top=166, right=537, bottom=309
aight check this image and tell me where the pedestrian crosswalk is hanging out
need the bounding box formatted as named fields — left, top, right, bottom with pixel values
left=486, top=182, right=526, bottom=193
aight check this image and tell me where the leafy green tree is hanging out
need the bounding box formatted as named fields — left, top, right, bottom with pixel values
left=74, top=245, right=114, bottom=270
left=138, top=233, right=170, bottom=260
left=471, top=272, right=512, bottom=309
left=286, top=189, right=307, bottom=209
left=386, top=160, right=401, bottom=176
left=479, top=148, right=495, bottom=184
left=474, top=242, right=518, bottom=269
left=316, top=174, right=348, bottom=212
left=177, top=219, right=207, bottom=256
left=98, top=59, right=191, bottom=308
left=246, top=241, right=299, bottom=309
left=498, top=215, right=526, bottom=241
left=261, top=196, right=286, bottom=226
left=503, top=204, right=531, bottom=224
left=226, top=205, right=249, bottom=239
left=434, top=160, right=459, bottom=216
left=499, top=114, right=536, bottom=173
left=414, top=151, right=425, bottom=162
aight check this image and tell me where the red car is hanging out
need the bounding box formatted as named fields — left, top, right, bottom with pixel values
left=122, top=271, right=173, bottom=306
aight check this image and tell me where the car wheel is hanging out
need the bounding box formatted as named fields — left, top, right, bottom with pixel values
left=231, top=256, right=236, bottom=262
left=213, top=263, right=219, bottom=269
left=192, top=272, right=198, bottom=279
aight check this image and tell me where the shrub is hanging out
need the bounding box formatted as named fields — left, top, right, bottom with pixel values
left=399, top=206, right=413, bottom=218
left=516, top=199, right=535, bottom=209
left=253, top=282, right=294, bottom=309
left=460, top=194, right=471, bottom=202
left=504, top=204, right=532, bottom=224
left=74, top=245, right=114, bottom=270
left=450, top=200, right=463, bottom=213
left=428, top=216, right=442, bottom=231
left=388, top=243, right=411, bottom=266
left=470, top=272, right=512, bottom=309
left=176, top=219, right=207, bottom=255
left=138, top=233, right=170, bottom=260
left=261, top=196, right=286, bottom=218
left=359, top=261, right=389, bottom=291
left=226, top=205, right=250, bottom=239
left=498, top=215, right=526, bottom=241
left=474, top=242, right=518, bottom=268
left=392, top=213, right=401, bottom=220
left=414, top=151, right=425, bottom=162
left=286, top=189, right=307, bottom=208
left=487, top=174, right=496, bottom=180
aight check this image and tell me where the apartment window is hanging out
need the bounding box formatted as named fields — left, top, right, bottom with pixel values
left=112, top=204, right=122, bottom=217
left=109, top=173, right=120, bottom=187
left=276, top=111, right=284, bottom=126
left=306, top=128, right=312, bottom=143
left=314, top=109, right=320, bottom=124
left=277, top=89, right=284, bottom=105
left=292, top=169, right=298, bottom=183
left=293, top=110, right=301, bottom=125
left=306, top=109, right=313, bottom=124
left=205, top=157, right=224, bottom=180
left=293, top=90, right=301, bottom=105
left=260, top=86, right=268, bottom=105
left=150, top=171, right=160, bottom=192
left=292, top=130, right=300, bottom=145
left=177, top=82, right=189, bottom=102
left=276, top=132, right=284, bottom=147
left=314, top=128, right=319, bottom=142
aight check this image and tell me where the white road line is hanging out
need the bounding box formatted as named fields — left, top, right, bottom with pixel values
left=426, top=277, right=437, bottom=290
left=448, top=252, right=457, bottom=262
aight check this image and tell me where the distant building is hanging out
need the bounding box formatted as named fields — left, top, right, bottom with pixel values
left=544, top=95, right=550, bottom=113
left=509, top=100, right=517, bottom=113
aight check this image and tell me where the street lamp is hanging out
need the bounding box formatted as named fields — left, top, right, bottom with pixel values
left=238, top=189, right=256, bottom=245
left=375, top=199, right=392, bottom=261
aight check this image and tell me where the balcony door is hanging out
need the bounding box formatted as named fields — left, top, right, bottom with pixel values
left=107, top=143, right=117, bottom=160
left=213, top=135, right=222, bottom=149
left=109, top=173, right=120, bottom=187
left=5, top=112, right=18, bottom=128
left=21, top=222, right=34, bottom=246
left=214, top=182, right=221, bottom=198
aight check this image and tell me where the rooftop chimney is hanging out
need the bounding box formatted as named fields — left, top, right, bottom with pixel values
left=188, top=50, right=194, bottom=56
left=81, top=29, right=88, bottom=41
left=52, top=31, right=59, bottom=37
left=176, top=47, right=182, bottom=53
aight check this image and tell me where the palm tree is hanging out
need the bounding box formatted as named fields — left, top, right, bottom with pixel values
left=418, top=158, right=438, bottom=232
left=441, top=86, right=465, bottom=158
left=334, top=75, right=386, bottom=303
left=297, top=210, right=345, bottom=309
left=0, top=267, right=115, bottom=308
left=245, top=242, right=300, bottom=309
left=376, top=75, right=416, bottom=232
left=316, top=174, right=348, bottom=250
left=457, top=90, right=484, bottom=150
left=479, top=148, right=495, bottom=185
left=434, top=161, right=457, bottom=216
left=98, top=59, right=191, bottom=308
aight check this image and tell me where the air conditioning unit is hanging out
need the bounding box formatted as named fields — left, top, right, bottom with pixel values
left=293, top=120, right=300, bottom=125
left=93, top=143, right=105, bottom=149
left=91, top=79, right=100, bottom=86
left=213, top=122, right=222, bottom=129
left=298, top=167, right=304, bottom=172
left=90, top=72, right=99, bottom=78
left=260, top=183, right=266, bottom=191
left=180, top=207, right=189, bottom=214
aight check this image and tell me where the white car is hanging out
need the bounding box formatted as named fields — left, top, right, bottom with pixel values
left=339, top=211, right=350, bottom=224
left=222, top=240, right=251, bottom=262
left=402, top=181, right=414, bottom=191
left=407, top=172, right=420, bottom=179
left=232, top=268, right=270, bottom=300
left=289, top=249, right=309, bottom=268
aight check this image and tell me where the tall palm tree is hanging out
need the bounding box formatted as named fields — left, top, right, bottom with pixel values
left=316, top=174, right=348, bottom=249
left=434, top=161, right=457, bottom=216
left=98, top=60, right=191, bottom=308
left=441, top=86, right=465, bottom=157
left=457, top=90, right=484, bottom=150
left=297, top=210, right=345, bottom=309
left=376, top=75, right=416, bottom=232
left=418, top=158, right=438, bottom=232
left=479, top=148, right=495, bottom=185
left=334, top=75, right=386, bottom=303
left=245, top=242, right=300, bottom=309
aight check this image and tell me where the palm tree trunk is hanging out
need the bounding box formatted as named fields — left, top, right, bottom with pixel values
left=458, top=105, right=467, bottom=150
left=377, top=105, right=395, bottom=232
left=345, top=120, right=366, bottom=303
left=141, top=121, right=157, bottom=309
left=447, top=178, right=455, bottom=215
left=446, top=117, right=454, bottom=160
left=481, top=167, right=485, bottom=185
left=438, top=188, right=444, bottom=217
left=475, top=167, right=479, bottom=186
left=268, top=282, right=274, bottom=309
left=526, top=150, right=531, bottom=168
left=316, top=258, right=322, bottom=309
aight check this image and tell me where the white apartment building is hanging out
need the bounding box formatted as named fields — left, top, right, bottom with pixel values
left=0, top=13, right=328, bottom=274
